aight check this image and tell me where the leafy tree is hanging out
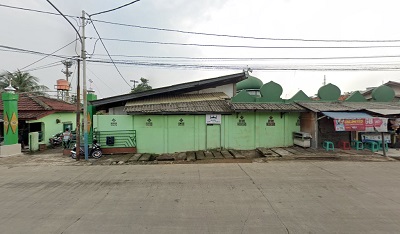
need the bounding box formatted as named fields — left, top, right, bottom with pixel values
left=0, top=70, right=49, bottom=95
left=131, top=77, right=152, bottom=93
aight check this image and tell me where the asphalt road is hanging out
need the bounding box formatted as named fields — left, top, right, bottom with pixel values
left=1, top=162, right=400, bottom=234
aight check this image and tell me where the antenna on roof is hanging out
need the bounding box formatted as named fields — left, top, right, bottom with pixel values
left=243, top=66, right=252, bottom=77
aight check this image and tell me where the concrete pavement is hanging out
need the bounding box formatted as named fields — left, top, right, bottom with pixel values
left=1, top=162, right=400, bottom=233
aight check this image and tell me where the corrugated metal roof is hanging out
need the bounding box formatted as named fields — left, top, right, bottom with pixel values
left=366, top=109, right=400, bottom=115
left=343, top=102, right=400, bottom=110
left=126, top=92, right=229, bottom=107
left=296, top=102, right=361, bottom=112
left=297, top=101, right=400, bottom=113
left=124, top=100, right=232, bottom=114
left=231, top=103, right=305, bottom=112
left=322, top=112, right=372, bottom=119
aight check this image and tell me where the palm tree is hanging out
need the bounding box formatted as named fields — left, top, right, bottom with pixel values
left=0, top=70, right=49, bottom=95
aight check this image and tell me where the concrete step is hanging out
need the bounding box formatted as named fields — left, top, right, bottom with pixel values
left=221, top=150, right=234, bottom=159
left=256, top=147, right=280, bottom=157
left=229, top=150, right=246, bottom=159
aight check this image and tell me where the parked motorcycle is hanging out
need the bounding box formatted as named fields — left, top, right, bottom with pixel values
left=71, top=139, right=102, bottom=159
left=49, top=132, right=63, bottom=148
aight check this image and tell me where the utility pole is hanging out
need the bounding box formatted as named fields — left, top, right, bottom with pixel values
left=130, top=80, right=139, bottom=90
left=61, top=60, right=73, bottom=102
left=81, top=10, right=89, bottom=160
left=75, top=59, right=81, bottom=161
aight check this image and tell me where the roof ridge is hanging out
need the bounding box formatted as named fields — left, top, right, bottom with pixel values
left=29, top=95, right=52, bottom=110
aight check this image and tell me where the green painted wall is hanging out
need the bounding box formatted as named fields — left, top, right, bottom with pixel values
left=93, top=115, right=133, bottom=131
left=166, top=115, right=196, bottom=153
left=206, top=125, right=221, bottom=149
left=133, top=115, right=165, bottom=153
left=225, top=113, right=256, bottom=149
left=28, top=112, right=76, bottom=145
left=93, top=112, right=300, bottom=154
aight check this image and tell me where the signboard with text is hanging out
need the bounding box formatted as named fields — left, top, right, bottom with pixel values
left=206, top=114, right=222, bottom=125
left=334, top=117, right=387, bottom=132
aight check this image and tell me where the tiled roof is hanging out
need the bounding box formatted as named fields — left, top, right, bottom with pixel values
left=35, top=96, right=76, bottom=112
left=125, top=92, right=307, bottom=114
left=231, top=103, right=305, bottom=112
left=125, top=92, right=229, bottom=107
left=125, top=100, right=232, bottom=114
left=0, top=94, right=76, bottom=120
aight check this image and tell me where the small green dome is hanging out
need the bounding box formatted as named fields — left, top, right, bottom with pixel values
left=236, top=75, right=263, bottom=91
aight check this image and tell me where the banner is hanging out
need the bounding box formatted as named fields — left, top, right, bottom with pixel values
left=334, top=119, right=365, bottom=131
left=361, top=133, right=391, bottom=143
left=334, top=117, right=387, bottom=132
left=364, top=118, right=388, bottom=132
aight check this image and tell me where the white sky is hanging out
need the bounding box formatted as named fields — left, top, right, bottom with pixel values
left=1, top=0, right=400, bottom=99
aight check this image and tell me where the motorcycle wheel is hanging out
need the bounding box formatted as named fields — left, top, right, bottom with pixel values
left=91, top=150, right=103, bottom=159
left=71, top=152, right=76, bottom=159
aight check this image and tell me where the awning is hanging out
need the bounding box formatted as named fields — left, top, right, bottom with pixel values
left=322, top=112, right=372, bottom=119
left=366, top=109, right=400, bottom=116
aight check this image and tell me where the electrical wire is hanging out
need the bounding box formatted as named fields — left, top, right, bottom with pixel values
left=87, top=17, right=132, bottom=88
left=20, top=39, right=77, bottom=70
left=88, top=38, right=100, bottom=58
left=90, top=53, right=400, bottom=61
left=94, top=37, right=400, bottom=49
left=89, top=0, right=140, bottom=17
left=2, top=4, right=400, bottom=44
left=21, top=61, right=62, bottom=72
left=0, top=44, right=73, bottom=59
left=91, top=19, right=400, bottom=43
left=69, top=62, right=78, bottom=86
left=86, top=59, right=400, bottom=71
left=45, top=0, right=82, bottom=42
left=87, top=66, right=118, bottom=94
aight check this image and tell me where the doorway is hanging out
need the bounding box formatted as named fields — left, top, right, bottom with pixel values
left=206, top=124, right=221, bottom=149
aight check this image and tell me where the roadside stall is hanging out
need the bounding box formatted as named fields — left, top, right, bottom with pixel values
left=321, top=112, right=388, bottom=155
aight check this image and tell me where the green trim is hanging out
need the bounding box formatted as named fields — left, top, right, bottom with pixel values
left=289, top=90, right=311, bottom=102
left=231, top=90, right=256, bottom=102
left=345, top=91, right=367, bottom=102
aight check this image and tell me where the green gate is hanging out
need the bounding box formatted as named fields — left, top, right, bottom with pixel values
left=94, top=130, right=136, bottom=148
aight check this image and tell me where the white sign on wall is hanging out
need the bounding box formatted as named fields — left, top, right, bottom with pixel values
left=206, top=114, right=221, bottom=124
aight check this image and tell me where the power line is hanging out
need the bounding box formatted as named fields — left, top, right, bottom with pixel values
left=88, top=17, right=132, bottom=88
left=2, top=4, right=400, bottom=44
left=45, top=0, right=82, bottom=42
left=20, top=39, right=77, bottom=70
left=87, top=66, right=118, bottom=94
left=90, top=53, right=400, bottom=61
left=0, top=44, right=73, bottom=59
left=21, top=61, right=62, bottom=72
left=0, top=3, right=65, bottom=16
left=89, top=0, right=140, bottom=17
left=86, top=59, right=400, bottom=71
left=91, top=19, right=400, bottom=43
left=94, top=37, right=400, bottom=49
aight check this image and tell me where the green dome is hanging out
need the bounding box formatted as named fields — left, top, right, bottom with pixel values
left=236, top=75, right=263, bottom=91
